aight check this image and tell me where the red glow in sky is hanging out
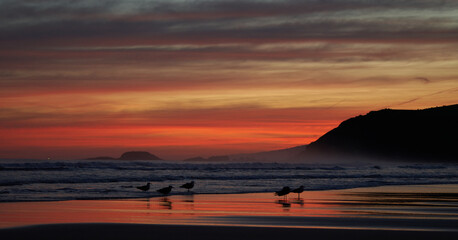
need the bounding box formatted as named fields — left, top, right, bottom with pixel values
left=1, top=1, right=457, bottom=160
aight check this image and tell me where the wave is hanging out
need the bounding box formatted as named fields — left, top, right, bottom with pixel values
left=2, top=171, right=457, bottom=187
left=1, top=160, right=457, bottom=202
left=0, top=161, right=352, bottom=171
left=398, top=164, right=448, bottom=169
left=3, top=178, right=458, bottom=203
left=1, top=160, right=454, bottom=173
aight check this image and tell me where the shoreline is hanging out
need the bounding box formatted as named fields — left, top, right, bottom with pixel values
left=2, top=182, right=457, bottom=203
left=1, top=183, right=457, bottom=232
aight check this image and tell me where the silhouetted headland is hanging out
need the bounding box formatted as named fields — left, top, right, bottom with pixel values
left=83, top=105, right=457, bottom=163
left=302, top=104, right=458, bottom=162
left=86, top=151, right=161, bottom=161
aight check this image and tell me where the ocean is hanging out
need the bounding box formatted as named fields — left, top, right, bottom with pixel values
left=1, top=159, right=457, bottom=202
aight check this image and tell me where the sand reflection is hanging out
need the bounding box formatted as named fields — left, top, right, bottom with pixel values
left=1, top=185, right=457, bottom=231
left=158, top=197, right=172, bottom=210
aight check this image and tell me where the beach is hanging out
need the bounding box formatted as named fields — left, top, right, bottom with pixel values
left=1, top=184, right=457, bottom=239
left=2, top=223, right=457, bottom=240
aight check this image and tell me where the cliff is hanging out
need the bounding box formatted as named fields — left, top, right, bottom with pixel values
left=303, top=104, right=458, bottom=162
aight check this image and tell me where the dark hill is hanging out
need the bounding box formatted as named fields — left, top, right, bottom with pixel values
left=182, top=145, right=307, bottom=163
left=118, top=151, right=161, bottom=160
left=303, top=104, right=458, bottom=162
left=86, top=151, right=161, bottom=161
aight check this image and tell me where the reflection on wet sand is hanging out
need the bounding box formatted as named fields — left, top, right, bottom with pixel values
left=158, top=197, right=172, bottom=210
left=275, top=198, right=305, bottom=212
left=275, top=199, right=291, bottom=211
left=181, top=194, right=195, bottom=214
left=0, top=184, right=457, bottom=231
left=291, top=198, right=305, bottom=206
left=182, top=194, right=195, bottom=203
left=146, top=198, right=151, bottom=210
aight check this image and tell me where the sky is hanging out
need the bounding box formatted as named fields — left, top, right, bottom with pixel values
left=1, top=0, right=457, bottom=160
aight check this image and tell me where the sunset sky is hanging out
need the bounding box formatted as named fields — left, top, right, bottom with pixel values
left=1, top=0, right=457, bottom=160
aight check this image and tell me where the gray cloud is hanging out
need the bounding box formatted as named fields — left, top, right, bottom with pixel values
left=2, top=16, right=457, bottom=49
left=1, top=0, right=457, bottom=46
left=2, top=1, right=453, bottom=22
left=1, top=0, right=457, bottom=95
left=415, top=77, right=431, bottom=83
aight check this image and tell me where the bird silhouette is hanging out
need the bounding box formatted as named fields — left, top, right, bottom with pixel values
left=136, top=182, right=151, bottom=191
left=275, top=186, right=291, bottom=200
left=180, top=181, right=195, bottom=192
left=291, top=185, right=304, bottom=198
left=157, top=185, right=173, bottom=195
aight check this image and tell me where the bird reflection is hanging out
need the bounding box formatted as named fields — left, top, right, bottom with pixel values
left=146, top=198, right=151, bottom=209
left=181, top=194, right=195, bottom=213
left=275, top=199, right=291, bottom=211
left=158, top=197, right=172, bottom=210
left=291, top=198, right=304, bottom=206
left=182, top=194, right=194, bottom=203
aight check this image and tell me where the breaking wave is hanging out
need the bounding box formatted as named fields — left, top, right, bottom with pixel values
left=1, top=159, right=457, bottom=202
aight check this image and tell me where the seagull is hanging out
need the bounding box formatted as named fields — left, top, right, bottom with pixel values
left=180, top=181, right=195, bottom=192
left=275, top=186, right=291, bottom=200
left=136, top=182, right=151, bottom=191
left=157, top=185, right=173, bottom=195
left=292, top=185, right=304, bottom=198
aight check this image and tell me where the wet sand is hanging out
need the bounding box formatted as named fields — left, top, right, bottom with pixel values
left=1, top=184, right=457, bottom=239
left=2, top=223, right=458, bottom=240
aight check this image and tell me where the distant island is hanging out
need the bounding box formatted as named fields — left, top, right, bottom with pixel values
left=85, top=104, right=457, bottom=163
left=183, top=145, right=307, bottom=163
left=302, top=104, right=458, bottom=162
left=86, top=151, right=161, bottom=161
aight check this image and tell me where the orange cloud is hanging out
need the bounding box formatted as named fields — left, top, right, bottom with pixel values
left=1, top=0, right=457, bottom=160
